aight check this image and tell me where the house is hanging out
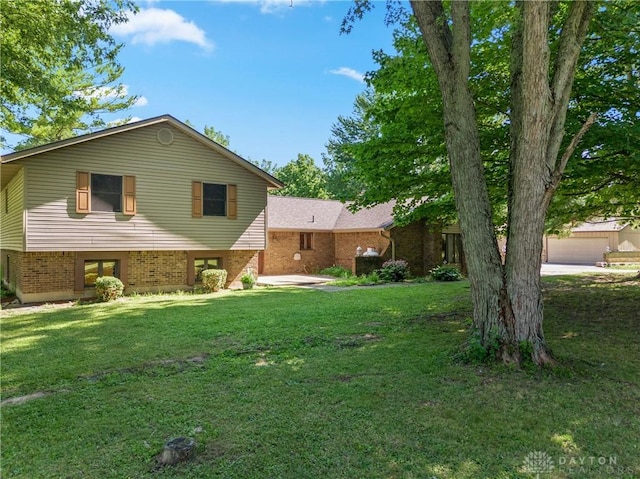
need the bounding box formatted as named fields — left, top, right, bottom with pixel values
left=262, top=196, right=458, bottom=276
left=1, top=115, right=283, bottom=303
left=543, top=220, right=640, bottom=264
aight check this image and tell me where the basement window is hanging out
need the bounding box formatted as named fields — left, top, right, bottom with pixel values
left=84, top=260, right=120, bottom=287
left=194, top=257, right=221, bottom=283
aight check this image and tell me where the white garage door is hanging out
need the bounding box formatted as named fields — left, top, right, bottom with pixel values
left=546, top=237, right=609, bottom=264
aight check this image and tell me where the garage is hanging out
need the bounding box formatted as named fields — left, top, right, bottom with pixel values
left=546, top=237, right=610, bottom=264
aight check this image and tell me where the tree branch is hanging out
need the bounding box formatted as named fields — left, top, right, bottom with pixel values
left=450, top=1, right=471, bottom=84
left=543, top=112, right=597, bottom=205
left=410, top=0, right=454, bottom=84
left=545, top=0, right=594, bottom=169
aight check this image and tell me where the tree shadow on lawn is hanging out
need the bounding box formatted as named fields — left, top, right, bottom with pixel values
left=1, top=277, right=639, bottom=478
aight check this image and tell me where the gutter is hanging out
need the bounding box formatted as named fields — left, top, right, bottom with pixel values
left=379, top=231, right=395, bottom=261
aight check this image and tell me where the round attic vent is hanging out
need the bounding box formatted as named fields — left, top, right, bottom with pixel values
left=157, top=128, right=174, bottom=145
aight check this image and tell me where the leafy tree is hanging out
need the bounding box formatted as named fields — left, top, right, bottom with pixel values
left=340, top=1, right=638, bottom=365
left=1, top=0, right=138, bottom=148
left=250, top=159, right=279, bottom=177
left=203, top=125, right=231, bottom=148
left=271, top=154, right=330, bottom=199
left=185, top=120, right=231, bottom=148
left=334, top=3, right=638, bottom=228
left=182, top=120, right=280, bottom=180
left=323, top=93, right=373, bottom=202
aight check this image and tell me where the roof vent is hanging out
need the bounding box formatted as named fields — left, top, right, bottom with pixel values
left=157, top=128, right=174, bottom=145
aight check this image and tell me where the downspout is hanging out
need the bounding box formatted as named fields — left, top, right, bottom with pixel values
left=380, top=230, right=395, bottom=261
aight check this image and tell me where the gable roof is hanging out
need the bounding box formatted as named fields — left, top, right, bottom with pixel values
left=572, top=219, right=629, bottom=233
left=267, top=195, right=395, bottom=232
left=1, top=115, right=284, bottom=190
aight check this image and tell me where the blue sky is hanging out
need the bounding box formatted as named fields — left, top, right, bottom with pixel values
left=99, top=0, right=398, bottom=167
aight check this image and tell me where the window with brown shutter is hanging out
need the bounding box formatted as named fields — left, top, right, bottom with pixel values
left=192, top=181, right=203, bottom=217
left=76, top=171, right=90, bottom=214
left=193, top=182, right=236, bottom=218
left=227, top=184, right=237, bottom=219
left=123, top=175, right=136, bottom=215
left=77, top=172, right=136, bottom=214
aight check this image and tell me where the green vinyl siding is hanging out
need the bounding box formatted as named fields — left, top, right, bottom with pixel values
left=0, top=169, right=25, bottom=251
left=20, top=125, right=268, bottom=252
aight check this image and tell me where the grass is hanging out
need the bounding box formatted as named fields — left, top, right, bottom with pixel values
left=1, top=274, right=639, bottom=478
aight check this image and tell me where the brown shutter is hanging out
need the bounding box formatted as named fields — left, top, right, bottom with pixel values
left=76, top=171, right=90, bottom=214
left=227, top=184, right=237, bottom=219
left=192, top=181, right=203, bottom=217
left=123, top=175, right=136, bottom=215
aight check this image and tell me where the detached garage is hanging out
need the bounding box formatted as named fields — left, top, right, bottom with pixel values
left=543, top=220, right=640, bottom=264
left=545, top=237, right=609, bottom=264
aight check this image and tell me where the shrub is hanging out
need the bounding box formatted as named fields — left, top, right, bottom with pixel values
left=240, top=272, right=256, bottom=289
left=318, top=265, right=353, bottom=278
left=430, top=265, right=463, bottom=282
left=201, top=269, right=228, bottom=292
left=378, top=259, right=411, bottom=282
left=95, top=276, right=124, bottom=302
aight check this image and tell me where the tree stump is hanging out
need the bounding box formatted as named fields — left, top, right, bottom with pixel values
left=158, top=437, right=196, bottom=465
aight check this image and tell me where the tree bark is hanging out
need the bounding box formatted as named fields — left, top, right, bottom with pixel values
left=411, top=0, right=593, bottom=365
left=411, top=0, right=517, bottom=362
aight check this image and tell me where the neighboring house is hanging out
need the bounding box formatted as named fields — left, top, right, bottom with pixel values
left=262, top=196, right=459, bottom=276
left=543, top=220, right=640, bottom=264
left=1, top=115, right=283, bottom=303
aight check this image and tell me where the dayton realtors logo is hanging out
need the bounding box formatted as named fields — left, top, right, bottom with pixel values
left=522, top=451, right=554, bottom=478
left=522, top=451, right=632, bottom=477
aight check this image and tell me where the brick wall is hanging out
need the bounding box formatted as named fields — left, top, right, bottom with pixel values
left=7, top=249, right=259, bottom=304
left=225, top=250, right=259, bottom=287
left=22, top=252, right=75, bottom=294
left=128, top=251, right=188, bottom=290
left=334, top=232, right=389, bottom=273
left=264, top=232, right=335, bottom=274
left=389, top=223, right=443, bottom=276
left=1, top=249, right=24, bottom=296
left=264, top=225, right=443, bottom=276
left=127, top=250, right=259, bottom=291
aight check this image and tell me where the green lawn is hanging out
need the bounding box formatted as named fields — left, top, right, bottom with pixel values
left=1, top=275, right=639, bottom=479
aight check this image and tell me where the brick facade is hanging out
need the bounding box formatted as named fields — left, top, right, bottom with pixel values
left=3, top=249, right=259, bottom=304
left=128, top=251, right=188, bottom=292
left=334, top=232, right=390, bottom=272
left=388, top=222, right=443, bottom=276
left=263, top=232, right=335, bottom=274
left=3, top=221, right=446, bottom=304
left=264, top=223, right=444, bottom=277
left=2, top=249, right=24, bottom=298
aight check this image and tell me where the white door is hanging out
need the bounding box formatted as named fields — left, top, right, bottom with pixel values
left=546, top=237, right=609, bottom=264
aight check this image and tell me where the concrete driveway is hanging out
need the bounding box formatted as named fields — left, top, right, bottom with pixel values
left=257, top=274, right=335, bottom=287
left=257, top=265, right=635, bottom=288
left=540, top=263, right=636, bottom=276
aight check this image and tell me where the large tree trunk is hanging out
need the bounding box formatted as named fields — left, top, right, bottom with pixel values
left=506, top=1, right=554, bottom=364
left=411, top=0, right=593, bottom=365
left=411, top=1, right=518, bottom=362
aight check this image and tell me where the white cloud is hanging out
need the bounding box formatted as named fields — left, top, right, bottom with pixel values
left=107, top=117, right=143, bottom=127
left=329, top=67, right=365, bottom=83
left=74, top=85, right=148, bottom=107
left=110, top=8, right=213, bottom=51
left=133, top=96, right=149, bottom=107
left=217, top=0, right=317, bottom=14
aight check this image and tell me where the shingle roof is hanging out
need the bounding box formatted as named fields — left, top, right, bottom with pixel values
left=334, top=200, right=396, bottom=231
left=572, top=219, right=627, bottom=232
left=267, top=196, right=395, bottom=232
left=1, top=115, right=283, bottom=189
left=267, top=196, right=345, bottom=231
